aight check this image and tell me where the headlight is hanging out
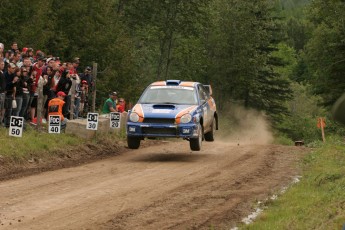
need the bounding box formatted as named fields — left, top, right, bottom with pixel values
left=129, top=112, right=140, bottom=122
left=180, top=114, right=192, bottom=123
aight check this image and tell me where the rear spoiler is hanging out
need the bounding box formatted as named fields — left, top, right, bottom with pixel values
left=203, top=85, right=213, bottom=96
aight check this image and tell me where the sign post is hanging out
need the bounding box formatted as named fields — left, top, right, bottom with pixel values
left=317, top=117, right=326, bottom=142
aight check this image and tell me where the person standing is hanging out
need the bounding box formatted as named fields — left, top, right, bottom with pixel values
left=12, top=68, right=24, bottom=116
left=56, top=70, right=72, bottom=118
left=102, top=92, right=118, bottom=114
left=19, top=67, right=30, bottom=118
left=43, top=66, right=55, bottom=119
left=29, top=56, right=45, bottom=121
left=79, top=66, right=93, bottom=91
left=79, top=80, right=89, bottom=117
left=4, top=63, right=18, bottom=127
left=0, top=58, right=6, bottom=125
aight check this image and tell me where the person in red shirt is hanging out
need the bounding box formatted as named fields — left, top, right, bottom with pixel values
left=29, top=56, right=45, bottom=121
left=116, top=98, right=126, bottom=113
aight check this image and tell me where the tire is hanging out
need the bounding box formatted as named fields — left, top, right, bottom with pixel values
left=190, top=124, right=202, bottom=151
left=127, top=136, right=141, bottom=149
left=204, top=117, right=216, bottom=142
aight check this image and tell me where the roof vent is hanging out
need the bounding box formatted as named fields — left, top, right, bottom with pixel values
left=166, top=80, right=181, bottom=86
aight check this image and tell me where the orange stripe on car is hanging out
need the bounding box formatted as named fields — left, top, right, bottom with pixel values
left=151, top=81, right=166, bottom=86
left=179, top=82, right=195, bottom=87
left=132, top=104, right=144, bottom=122
left=208, top=98, right=217, bottom=111
left=175, top=105, right=198, bottom=124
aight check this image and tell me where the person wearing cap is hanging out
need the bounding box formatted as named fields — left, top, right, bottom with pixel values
left=79, top=66, right=93, bottom=90
left=22, top=47, right=28, bottom=54
left=102, top=92, right=118, bottom=114
left=48, top=91, right=67, bottom=127
left=42, top=57, right=55, bottom=76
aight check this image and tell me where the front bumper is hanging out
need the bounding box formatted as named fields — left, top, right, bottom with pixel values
left=126, top=122, right=199, bottom=138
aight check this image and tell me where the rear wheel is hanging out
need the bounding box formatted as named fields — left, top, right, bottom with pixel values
left=204, top=117, right=216, bottom=142
left=190, top=124, right=203, bottom=151
left=127, top=136, right=141, bottom=149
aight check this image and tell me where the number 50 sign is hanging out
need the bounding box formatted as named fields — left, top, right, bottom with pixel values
left=9, top=116, right=24, bottom=137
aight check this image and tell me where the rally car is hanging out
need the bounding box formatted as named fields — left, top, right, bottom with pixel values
left=126, top=80, right=218, bottom=151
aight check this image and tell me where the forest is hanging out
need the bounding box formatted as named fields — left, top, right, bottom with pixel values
left=0, top=0, right=344, bottom=143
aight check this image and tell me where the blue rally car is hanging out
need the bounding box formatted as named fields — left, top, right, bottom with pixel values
left=126, top=80, right=218, bottom=151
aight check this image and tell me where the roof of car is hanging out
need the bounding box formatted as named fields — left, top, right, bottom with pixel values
left=150, top=80, right=197, bottom=87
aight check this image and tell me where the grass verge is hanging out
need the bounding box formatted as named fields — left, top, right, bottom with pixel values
left=243, top=135, right=345, bottom=229
left=0, top=125, right=86, bottom=161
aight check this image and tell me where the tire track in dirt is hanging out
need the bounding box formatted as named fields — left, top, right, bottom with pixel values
left=100, top=144, right=306, bottom=230
left=0, top=141, right=309, bottom=230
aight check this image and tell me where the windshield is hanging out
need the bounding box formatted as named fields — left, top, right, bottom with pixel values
left=139, top=86, right=198, bottom=105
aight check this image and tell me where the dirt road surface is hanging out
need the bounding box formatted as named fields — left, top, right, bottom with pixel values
left=0, top=140, right=308, bottom=229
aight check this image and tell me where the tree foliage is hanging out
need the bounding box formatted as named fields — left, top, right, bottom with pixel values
left=304, top=0, right=345, bottom=107
left=3, top=0, right=343, bottom=139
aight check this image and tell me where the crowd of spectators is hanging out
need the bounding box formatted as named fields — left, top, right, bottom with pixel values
left=0, top=41, right=97, bottom=128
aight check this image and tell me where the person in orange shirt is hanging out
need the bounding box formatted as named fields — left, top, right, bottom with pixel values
left=116, top=98, right=126, bottom=113
left=48, top=91, right=67, bottom=127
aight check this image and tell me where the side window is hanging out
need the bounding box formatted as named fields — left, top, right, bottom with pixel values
left=198, top=85, right=207, bottom=102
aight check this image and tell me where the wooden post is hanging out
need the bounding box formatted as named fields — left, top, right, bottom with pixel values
left=317, top=117, right=326, bottom=142
left=36, top=77, right=44, bottom=129
left=92, top=62, right=97, bottom=112
left=70, top=79, right=76, bottom=119
left=320, top=117, right=326, bottom=142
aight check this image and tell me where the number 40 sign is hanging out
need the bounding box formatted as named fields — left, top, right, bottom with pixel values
left=48, top=115, right=61, bottom=134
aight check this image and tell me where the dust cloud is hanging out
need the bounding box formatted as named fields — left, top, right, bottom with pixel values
left=217, top=104, right=273, bottom=146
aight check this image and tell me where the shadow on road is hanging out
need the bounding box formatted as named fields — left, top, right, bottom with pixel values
left=130, top=153, right=210, bottom=163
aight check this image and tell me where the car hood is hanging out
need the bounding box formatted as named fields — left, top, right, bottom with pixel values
left=132, top=103, right=198, bottom=119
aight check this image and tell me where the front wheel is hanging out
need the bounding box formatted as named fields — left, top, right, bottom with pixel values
left=127, top=136, right=141, bottom=149
left=190, top=124, right=203, bottom=151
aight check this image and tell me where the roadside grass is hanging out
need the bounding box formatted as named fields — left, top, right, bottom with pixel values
left=243, top=135, right=345, bottom=230
left=0, top=125, right=85, bottom=161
